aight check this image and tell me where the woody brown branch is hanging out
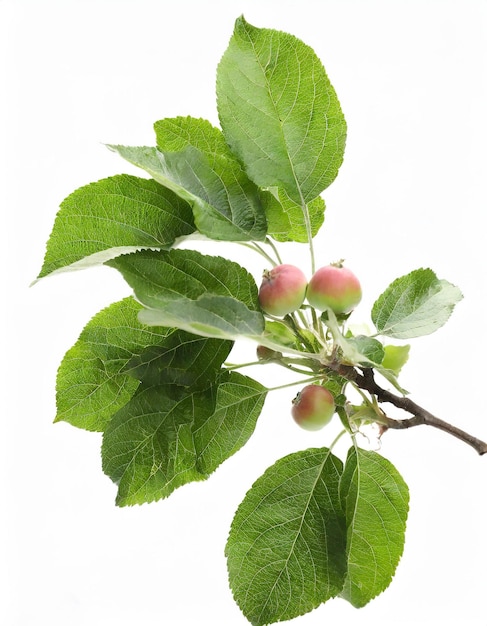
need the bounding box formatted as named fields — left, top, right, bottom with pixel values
left=327, top=363, right=487, bottom=456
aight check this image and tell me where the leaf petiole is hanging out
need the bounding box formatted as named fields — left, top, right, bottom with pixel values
left=301, top=198, right=316, bottom=275
left=238, top=241, right=278, bottom=267
left=264, top=237, right=284, bottom=265
left=266, top=375, right=325, bottom=393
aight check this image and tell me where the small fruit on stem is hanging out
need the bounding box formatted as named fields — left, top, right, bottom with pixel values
left=291, top=384, right=335, bottom=431
left=256, top=345, right=282, bottom=361
left=258, top=264, right=307, bottom=317
left=306, top=263, right=362, bottom=314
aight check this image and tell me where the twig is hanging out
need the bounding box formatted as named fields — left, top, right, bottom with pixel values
left=328, top=364, right=487, bottom=456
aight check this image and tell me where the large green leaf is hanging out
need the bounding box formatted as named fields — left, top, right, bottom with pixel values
left=124, top=328, right=232, bottom=389
left=371, top=268, right=463, bottom=339
left=339, top=447, right=409, bottom=607
left=193, top=372, right=267, bottom=474
left=56, top=297, right=233, bottom=432
left=109, top=116, right=267, bottom=242
left=102, top=384, right=215, bottom=505
left=102, top=371, right=266, bottom=506
left=37, top=174, right=195, bottom=278
left=226, top=448, right=346, bottom=625
left=217, top=16, right=347, bottom=205
left=56, top=297, right=170, bottom=431
left=106, top=248, right=265, bottom=340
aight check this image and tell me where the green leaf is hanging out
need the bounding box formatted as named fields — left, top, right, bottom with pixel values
left=382, top=344, right=410, bottom=376
left=340, top=447, right=409, bottom=608
left=37, top=174, right=195, bottom=279
left=371, top=268, right=463, bottom=339
left=262, top=189, right=326, bottom=242
left=374, top=365, right=409, bottom=396
left=107, top=248, right=265, bottom=340
left=262, top=319, right=302, bottom=350
left=55, top=297, right=172, bottom=431
left=55, top=297, right=233, bottom=432
left=345, top=335, right=385, bottom=366
left=102, top=384, right=216, bottom=505
left=226, top=448, right=346, bottom=625
left=102, top=371, right=266, bottom=506
left=124, top=329, right=232, bottom=389
left=217, top=16, right=347, bottom=204
left=109, top=116, right=267, bottom=242
left=193, top=371, right=267, bottom=474
left=322, top=371, right=348, bottom=399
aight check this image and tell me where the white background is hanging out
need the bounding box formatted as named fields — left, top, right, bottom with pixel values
left=2, top=1, right=487, bottom=624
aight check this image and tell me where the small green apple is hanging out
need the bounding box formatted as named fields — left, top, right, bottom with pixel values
left=258, top=264, right=308, bottom=317
left=291, top=384, right=335, bottom=431
left=256, top=345, right=282, bottom=361
left=306, top=263, right=362, bottom=314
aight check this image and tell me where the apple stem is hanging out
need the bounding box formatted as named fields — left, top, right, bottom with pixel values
left=328, top=429, right=348, bottom=454
left=299, top=198, right=316, bottom=275
left=224, top=360, right=263, bottom=371
left=267, top=375, right=325, bottom=393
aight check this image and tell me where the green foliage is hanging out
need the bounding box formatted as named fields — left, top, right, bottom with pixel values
left=382, top=344, right=410, bottom=376
left=262, top=190, right=326, bottom=242
left=226, top=446, right=409, bottom=624
left=192, top=372, right=267, bottom=475
left=339, top=447, right=409, bottom=607
left=226, top=448, right=346, bottom=625
left=56, top=297, right=235, bottom=432
left=37, top=175, right=195, bottom=278
left=56, top=297, right=172, bottom=431
left=36, top=14, right=471, bottom=626
left=217, top=16, right=347, bottom=204
left=345, top=335, right=385, bottom=366
left=372, top=268, right=463, bottom=339
left=102, top=371, right=266, bottom=506
left=107, top=248, right=265, bottom=340
left=124, top=329, right=232, bottom=389
left=110, top=116, right=267, bottom=242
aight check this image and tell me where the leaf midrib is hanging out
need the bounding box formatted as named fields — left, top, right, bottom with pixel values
left=254, top=448, right=337, bottom=623
left=243, top=25, right=309, bottom=209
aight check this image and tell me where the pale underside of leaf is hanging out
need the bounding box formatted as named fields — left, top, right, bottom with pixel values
left=372, top=269, right=463, bottom=339
left=138, top=295, right=265, bottom=340
left=107, top=248, right=265, bottom=341
left=109, top=142, right=267, bottom=242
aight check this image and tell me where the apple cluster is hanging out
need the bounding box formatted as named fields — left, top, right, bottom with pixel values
left=258, top=262, right=362, bottom=317
left=257, top=262, right=362, bottom=432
